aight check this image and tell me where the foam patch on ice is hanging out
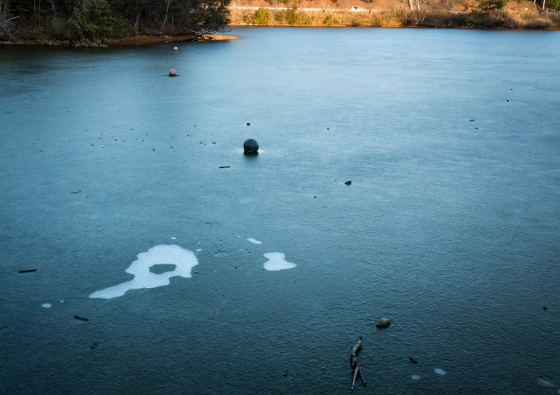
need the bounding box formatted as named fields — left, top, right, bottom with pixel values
left=89, top=245, right=198, bottom=299
left=434, top=368, right=446, bottom=375
left=247, top=238, right=262, bottom=245
left=411, top=375, right=420, bottom=380
left=263, top=252, right=297, bottom=271
left=42, top=303, right=51, bottom=308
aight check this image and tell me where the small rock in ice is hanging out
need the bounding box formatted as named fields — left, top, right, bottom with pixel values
left=376, top=318, right=391, bottom=328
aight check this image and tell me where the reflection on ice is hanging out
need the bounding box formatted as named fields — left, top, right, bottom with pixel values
left=537, top=378, right=554, bottom=388
left=89, top=245, right=198, bottom=299
left=263, top=252, right=297, bottom=271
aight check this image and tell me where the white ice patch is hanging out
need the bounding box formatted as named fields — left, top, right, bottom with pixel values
left=434, top=368, right=446, bottom=375
left=411, top=375, right=420, bottom=380
left=197, top=249, right=202, bottom=252
left=42, top=303, right=51, bottom=308
left=263, top=252, right=297, bottom=271
left=537, top=379, right=555, bottom=388
left=171, top=237, right=176, bottom=240
left=247, top=238, right=262, bottom=245
left=89, top=245, right=198, bottom=299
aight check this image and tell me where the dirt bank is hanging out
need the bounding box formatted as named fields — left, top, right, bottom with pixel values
left=0, top=33, right=239, bottom=48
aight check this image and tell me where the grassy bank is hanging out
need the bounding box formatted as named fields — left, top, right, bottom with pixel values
left=230, top=6, right=560, bottom=29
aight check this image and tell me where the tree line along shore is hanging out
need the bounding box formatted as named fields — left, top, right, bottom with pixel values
left=0, top=0, right=558, bottom=47
left=0, top=0, right=232, bottom=46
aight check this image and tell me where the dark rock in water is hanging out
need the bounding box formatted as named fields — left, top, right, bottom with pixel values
left=345, top=181, right=352, bottom=185
left=470, top=119, right=476, bottom=121
left=247, top=123, right=250, bottom=126
left=74, top=315, right=88, bottom=322
left=543, top=306, right=548, bottom=310
left=409, top=357, right=418, bottom=364
left=19, top=269, right=37, bottom=273
left=243, top=139, right=259, bottom=154
left=376, top=317, right=391, bottom=328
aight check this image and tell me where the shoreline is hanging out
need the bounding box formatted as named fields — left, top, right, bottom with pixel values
left=229, top=24, right=559, bottom=29
left=1, top=21, right=558, bottom=49
left=0, top=33, right=240, bottom=48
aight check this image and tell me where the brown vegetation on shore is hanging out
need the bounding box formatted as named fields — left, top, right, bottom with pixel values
left=231, top=7, right=560, bottom=28
left=229, top=0, right=560, bottom=28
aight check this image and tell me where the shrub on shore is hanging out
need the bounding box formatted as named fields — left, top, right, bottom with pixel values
left=286, top=4, right=304, bottom=24
left=255, top=7, right=272, bottom=25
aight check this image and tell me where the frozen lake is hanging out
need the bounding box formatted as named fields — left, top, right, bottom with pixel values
left=1, top=27, right=559, bottom=394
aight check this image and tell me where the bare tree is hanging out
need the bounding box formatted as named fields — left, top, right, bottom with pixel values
left=0, top=13, right=18, bottom=40
left=162, top=0, right=172, bottom=29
